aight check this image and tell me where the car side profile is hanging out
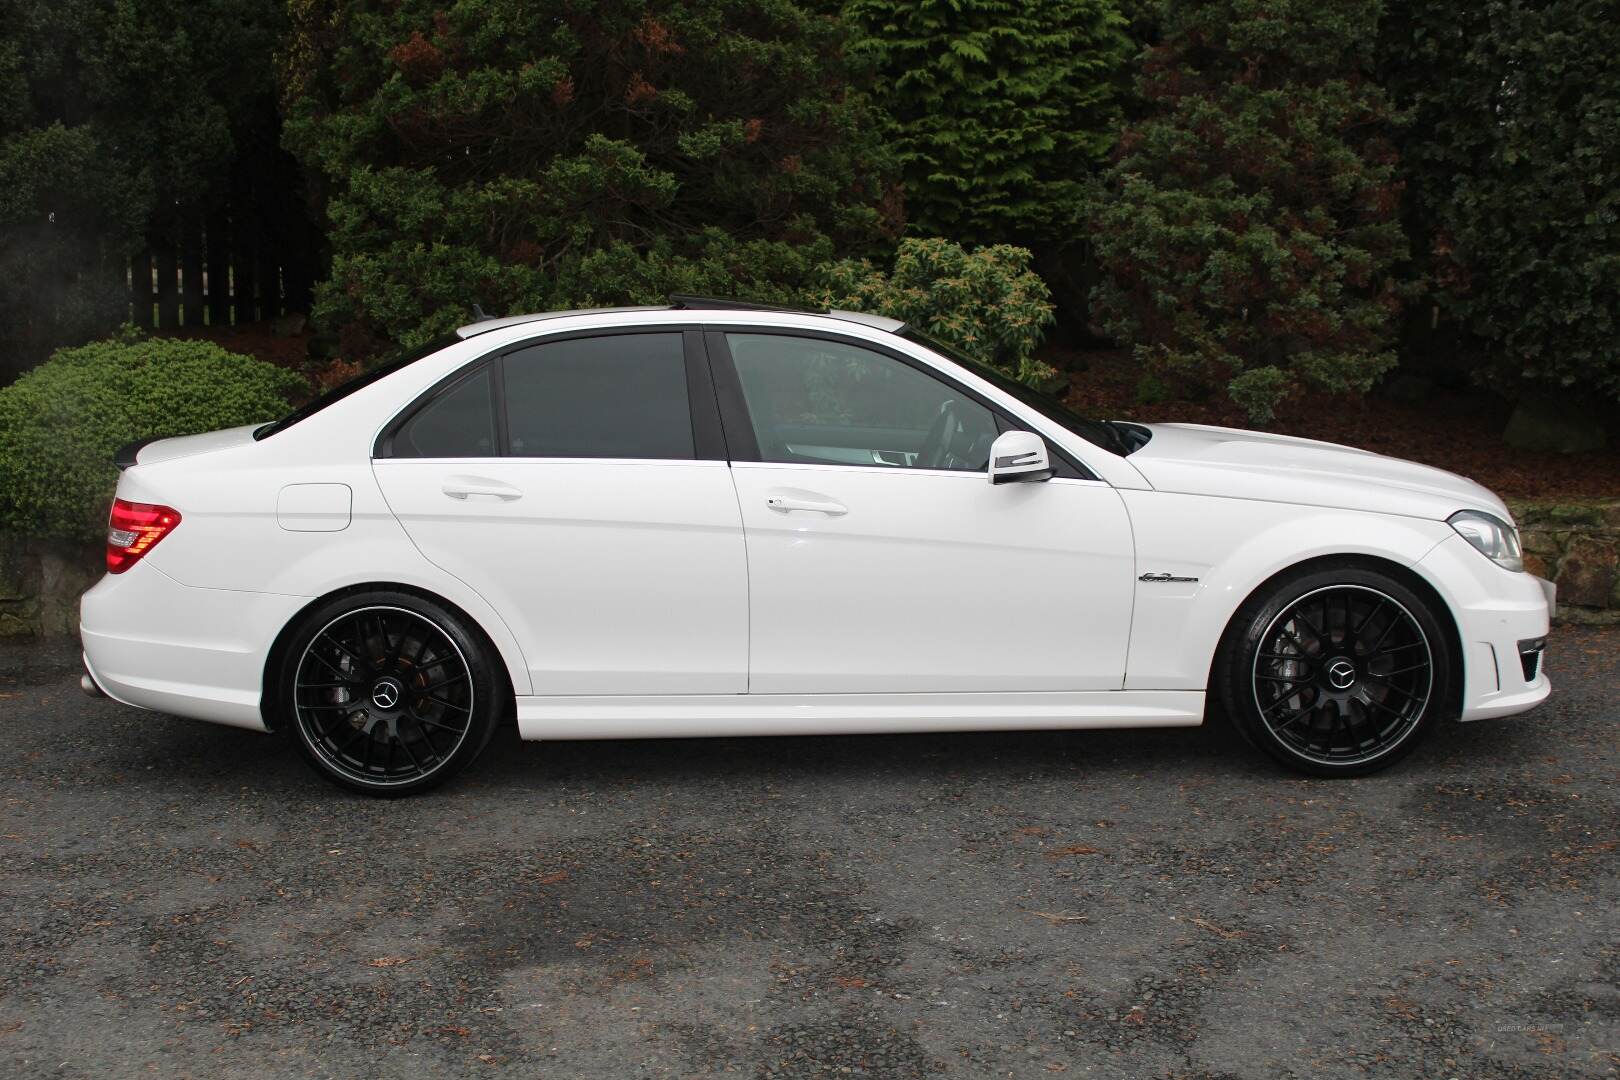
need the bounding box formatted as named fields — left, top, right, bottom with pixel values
left=80, top=299, right=1554, bottom=795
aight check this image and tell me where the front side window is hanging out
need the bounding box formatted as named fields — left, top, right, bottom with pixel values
left=504, top=333, right=694, bottom=459
left=726, top=333, right=998, bottom=472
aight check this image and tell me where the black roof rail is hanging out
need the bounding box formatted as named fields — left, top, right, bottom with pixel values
left=667, top=294, right=813, bottom=313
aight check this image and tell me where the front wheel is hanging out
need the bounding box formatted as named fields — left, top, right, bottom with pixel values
left=1213, top=564, right=1455, bottom=777
left=276, top=591, right=502, bottom=796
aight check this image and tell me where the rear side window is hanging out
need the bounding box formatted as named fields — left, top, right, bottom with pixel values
left=392, top=366, right=497, bottom=458
left=503, top=333, right=693, bottom=459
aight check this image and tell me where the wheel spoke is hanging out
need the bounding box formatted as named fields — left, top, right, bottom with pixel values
left=1293, top=603, right=1328, bottom=645
left=1378, top=682, right=1426, bottom=704
left=306, top=649, right=354, bottom=682
left=1352, top=598, right=1386, bottom=642
left=414, top=719, right=441, bottom=760
left=321, top=632, right=373, bottom=674
left=1262, top=691, right=1308, bottom=718
left=1375, top=640, right=1428, bottom=657
left=332, top=722, right=368, bottom=755
left=397, top=733, right=426, bottom=775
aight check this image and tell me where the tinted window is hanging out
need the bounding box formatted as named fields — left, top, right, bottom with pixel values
left=504, top=333, right=693, bottom=459
left=393, top=366, right=497, bottom=457
left=727, top=333, right=997, bottom=472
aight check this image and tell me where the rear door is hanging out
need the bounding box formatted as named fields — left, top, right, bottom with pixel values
left=372, top=328, right=748, bottom=695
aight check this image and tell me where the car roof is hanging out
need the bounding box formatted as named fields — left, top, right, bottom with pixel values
left=453, top=304, right=906, bottom=339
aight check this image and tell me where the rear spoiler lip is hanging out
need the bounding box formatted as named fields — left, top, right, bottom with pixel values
left=114, top=436, right=160, bottom=471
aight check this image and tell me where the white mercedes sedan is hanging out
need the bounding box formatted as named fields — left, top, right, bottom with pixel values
left=80, top=299, right=1554, bottom=794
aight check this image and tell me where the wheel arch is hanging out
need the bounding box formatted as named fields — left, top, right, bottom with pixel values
left=261, top=582, right=518, bottom=732
left=1210, top=553, right=1466, bottom=720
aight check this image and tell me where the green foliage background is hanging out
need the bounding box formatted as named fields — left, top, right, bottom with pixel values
left=809, top=238, right=1057, bottom=386
left=0, top=331, right=306, bottom=542
left=1381, top=0, right=1620, bottom=403
left=844, top=0, right=1130, bottom=246
left=0, top=1, right=286, bottom=370
left=3, top=0, right=1618, bottom=454
left=1088, top=0, right=1409, bottom=421
left=280, top=0, right=900, bottom=357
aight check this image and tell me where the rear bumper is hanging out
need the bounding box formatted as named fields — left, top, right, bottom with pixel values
left=1415, top=535, right=1553, bottom=722
left=79, top=561, right=306, bottom=732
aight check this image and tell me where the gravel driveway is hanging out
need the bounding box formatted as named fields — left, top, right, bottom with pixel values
left=2, top=630, right=1616, bottom=1078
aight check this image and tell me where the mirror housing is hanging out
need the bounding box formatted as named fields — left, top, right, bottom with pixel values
left=988, top=430, right=1053, bottom=485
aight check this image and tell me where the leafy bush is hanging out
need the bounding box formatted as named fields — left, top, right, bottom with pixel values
left=844, top=0, right=1130, bottom=246
left=1088, top=0, right=1408, bottom=421
left=0, top=329, right=305, bottom=542
left=280, top=0, right=898, bottom=359
left=808, top=237, right=1057, bottom=387
left=1380, top=1, right=1620, bottom=404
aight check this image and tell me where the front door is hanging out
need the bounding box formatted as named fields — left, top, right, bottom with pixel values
left=373, top=329, right=748, bottom=695
left=711, top=330, right=1136, bottom=695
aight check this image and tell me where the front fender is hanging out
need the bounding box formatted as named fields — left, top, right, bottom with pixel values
left=1120, top=491, right=1453, bottom=690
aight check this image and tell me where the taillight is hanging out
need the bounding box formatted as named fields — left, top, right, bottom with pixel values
left=107, top=499, right=181, bottom=574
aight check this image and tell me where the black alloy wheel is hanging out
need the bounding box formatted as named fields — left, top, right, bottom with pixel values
left=1216, top=565, right=1454, bottom=777
left=282, top=593, right=500, bottom=795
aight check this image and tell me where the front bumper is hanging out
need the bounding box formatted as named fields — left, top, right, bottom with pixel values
left=1415, top=535, right=1553, bottom=721
left=80, top=561, right=307, bottom=731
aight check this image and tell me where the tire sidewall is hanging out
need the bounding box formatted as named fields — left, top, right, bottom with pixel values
left=1218, top=564, right=1454, bottom=777
left=277, top=590, right=502, bottom=796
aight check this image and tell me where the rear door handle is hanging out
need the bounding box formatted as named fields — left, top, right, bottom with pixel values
left=442, top=476, right=522, bottom=501
left=765, top=494, right=848, bottom=516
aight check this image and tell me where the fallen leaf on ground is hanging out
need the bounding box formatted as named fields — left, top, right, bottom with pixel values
left=1190, top=917, right=1246, bottom=939
left=1027, top=911, right=1089, bottom=925
left=1044, top=845, right=1103, bottom=859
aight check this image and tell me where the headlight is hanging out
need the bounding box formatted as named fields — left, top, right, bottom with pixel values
left=1448, top=510, right=1524, bottom=572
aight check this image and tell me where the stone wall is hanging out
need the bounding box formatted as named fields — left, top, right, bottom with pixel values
left=0, top=534, right=102, bottom=638
left=1509, top=500, right=1620, bottom=624
left=2, top=504, right=1617, bottom=637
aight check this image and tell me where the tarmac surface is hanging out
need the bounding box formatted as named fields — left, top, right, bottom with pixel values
left=1, top=630, right=1616, bottom=1078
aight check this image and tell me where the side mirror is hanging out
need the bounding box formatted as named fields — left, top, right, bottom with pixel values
left=988, top=430, right=1053, bottom=485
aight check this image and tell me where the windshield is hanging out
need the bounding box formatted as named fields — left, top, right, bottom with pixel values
left=899, top=329, right=1136, bottom=455
left=254, top=336, right=459, bottom=440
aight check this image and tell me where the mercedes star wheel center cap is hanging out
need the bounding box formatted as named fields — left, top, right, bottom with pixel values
left=371, top=678, right=403, bottom=711
left=1326, top=658, right=1357, bottom=691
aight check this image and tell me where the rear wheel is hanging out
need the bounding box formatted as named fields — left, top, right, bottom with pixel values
left=277, top=591, right=501, bottom=796
left=1214, top=564, right=1455, bottom=777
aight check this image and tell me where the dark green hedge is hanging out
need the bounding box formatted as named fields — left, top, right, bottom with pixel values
left=0, top=331, right=306, bottom=542
left=280, top=0, right=899, bottom=358
left=1382, top=0, right=1620, bottom=404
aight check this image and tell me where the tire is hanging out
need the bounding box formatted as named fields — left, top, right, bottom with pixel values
left=275, top=590, right=503, bottom=796
left=1212, top=562, right=1455, bottom=778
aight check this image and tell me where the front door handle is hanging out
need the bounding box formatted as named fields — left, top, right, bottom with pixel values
left=765, top=493, right=848, bottom=516
left=442, top=476, right=522, bottom=501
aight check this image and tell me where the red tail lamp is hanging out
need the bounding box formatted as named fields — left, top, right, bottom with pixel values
left=107, top=499, right=181, bottom=574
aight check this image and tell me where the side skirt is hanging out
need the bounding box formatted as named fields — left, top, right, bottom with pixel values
left=516, top=690, right=1205, bottom=741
